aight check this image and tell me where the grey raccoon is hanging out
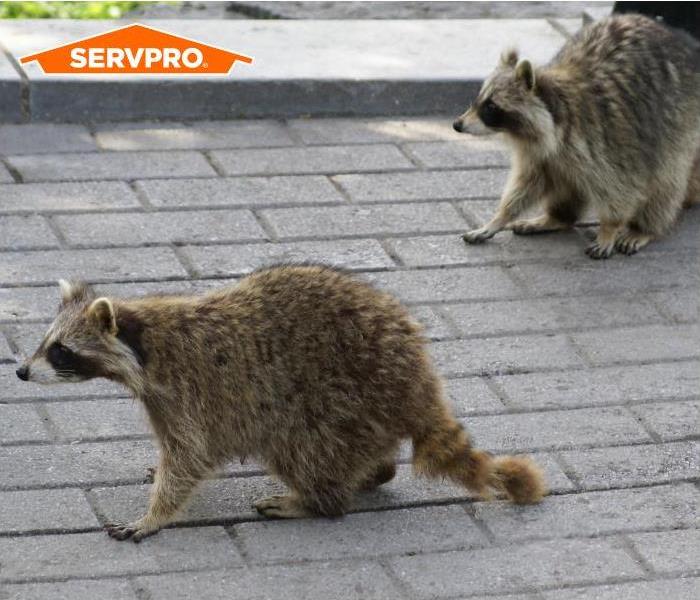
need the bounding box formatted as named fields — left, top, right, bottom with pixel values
left=454, top=14, right=700, bottom=258
left=16, top=267, right=545, bottom=542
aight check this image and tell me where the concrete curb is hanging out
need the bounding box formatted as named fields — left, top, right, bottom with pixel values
left=0, top=18, right=579, bottom=122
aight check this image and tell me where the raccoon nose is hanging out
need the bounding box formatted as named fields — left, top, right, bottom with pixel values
left=453, top=119, right=463, bottom=133
left=16, top=365, right=29, bottom=381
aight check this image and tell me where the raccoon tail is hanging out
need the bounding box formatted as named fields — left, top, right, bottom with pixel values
left=412, top=418, right=546, bottom=504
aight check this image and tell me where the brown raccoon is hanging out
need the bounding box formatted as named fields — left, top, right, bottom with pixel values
left=454, top=15, right=700, bottom=258
left=16, top=266, right=545, bottom=542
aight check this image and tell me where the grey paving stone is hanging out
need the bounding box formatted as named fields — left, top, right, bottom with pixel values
left=0, top=488, right=99, bottom=534
left=55, top=209, right=267, bottom=247
left=261, top=202, right=464, bottom=239
left=0, top=440, right=157, bottom=490
left=572, top=324, right=700, bottom=365
left=287, top=117, right=462, bottom=145
left=183, top=239, right=394, bottom=277
left=494, top=361, right=700, bottom=410
left=0, top=216, right=60, bottom=250
left=627, top=529, right=700, bottom=575
left=1, top=579, right=138, bottom=600
left=0, top=404, right=48, bottom=444
left=443, top=377, right=506, bottom=416
left=442, top=294, right=663, bottom=337
left=44, top=398, right=151, bottom=441
left=649, top=289, right=699, bottom=323
left=235, top=505, right=486, bottom=563
left=465, top=406, right=651, bottom=452
left=363, top=266, right=520, bottom=303
left=96, top=120, right=295, bottom=150
left=541, top=577, right=700, bottom=600
left=8, top=151, right=217, bottom=182
left=405, top=140, right=509, bottom=168
left=0, top=332, right=13, bottom=361
left=447, top=298, right=556, bottom=338
left=0, top=285, right=60, bottom=322
left=512, top=254, right=700, bottom=296
left=210, top=144, right=414, bottom=176
left=0, top=181, right=141, bottom=214
left=475, top=483, right=700, bottom=542
left=631, top=400, right=700, bottom=442
left=461, top=197, right=500, bottom=224
left=0, top=124, right=96, bottom=155
left=560, top=441, right=700, bottom=491
left=0, top=527, right=241, bottom=582
left=388, top=231, right=586, bottom=266
left=430, top=334, right=584, bottom=377
left=137, top=175, right=344, bottom=208
left=0, top=247, right=188, bottom=286
left=455, top=595, right=538, bottom=600
left=410, top=305, right=454, bottom=341
left=96, top=279, right=197, bottom=298
left=138, top=561, right=403, bottom=600
left=335, top=168, right=509, bottom=202
left=389, top=538, right=644, bottom=598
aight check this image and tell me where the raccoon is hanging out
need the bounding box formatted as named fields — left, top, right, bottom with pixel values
left=454, top=14, right=700, bottom=258
left=16, top=267, right=545, bottom=542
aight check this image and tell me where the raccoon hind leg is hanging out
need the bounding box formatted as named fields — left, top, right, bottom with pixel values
left=617, top=174, right=688, bottom=255
left=255, top=479, right=352, bottom=519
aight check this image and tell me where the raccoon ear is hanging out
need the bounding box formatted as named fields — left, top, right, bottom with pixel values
left=515, top=59, right=535, bottom=90
left=88, top=297, right=117, bottom=335
left=500, top=48, right=519, bottom=68
left=58, top=279, right=95, bottom=306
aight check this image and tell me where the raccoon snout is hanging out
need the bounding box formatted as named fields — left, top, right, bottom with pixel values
left=15, top=364, right=29, bottom=381
left=453, top=119, right=464, bottom=133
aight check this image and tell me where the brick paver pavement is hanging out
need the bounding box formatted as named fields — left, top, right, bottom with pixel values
left=0, top=118, right=698, bottom=599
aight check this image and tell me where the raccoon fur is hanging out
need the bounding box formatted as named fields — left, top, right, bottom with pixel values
left=16, top=266, right=545, bottom=542
left=454, top=14, right=700, bottom=258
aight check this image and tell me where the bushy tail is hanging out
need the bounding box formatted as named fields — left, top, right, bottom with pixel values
left=412, top=419, right=546, bottom=504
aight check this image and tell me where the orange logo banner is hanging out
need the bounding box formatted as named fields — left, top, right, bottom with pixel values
left=20, top=23, right=253, bottom=75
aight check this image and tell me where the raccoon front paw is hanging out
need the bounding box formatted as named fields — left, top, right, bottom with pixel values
left=105, top=519, right=159, bottom=543
left=253, top=495, right=309, bottom=519
left=584, top=240, right=616, bottom=259
left=615, top=231, right=651, bottom=255
left=463, top=228, right=495, bottom=244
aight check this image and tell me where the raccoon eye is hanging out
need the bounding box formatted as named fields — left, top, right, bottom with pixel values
left=47, top=342, right=74, bottom=369
left=479, top=98, right=505, bottom=128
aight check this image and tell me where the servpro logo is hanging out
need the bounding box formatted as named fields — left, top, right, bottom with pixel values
left=19, top=23, right=253, bottom=75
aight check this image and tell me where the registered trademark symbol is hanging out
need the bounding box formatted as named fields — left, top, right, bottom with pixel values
left=203, top=62, right=208, bottom=68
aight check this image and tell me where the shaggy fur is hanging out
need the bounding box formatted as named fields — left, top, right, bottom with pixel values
left=454, top=15, right=700, bottom=258
left=18, top=266, right=545, bottom=542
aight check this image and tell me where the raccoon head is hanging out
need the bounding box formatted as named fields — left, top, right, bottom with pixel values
left=16, top=279, right=142, bottom=385
left=453, top=49, right=553, bottom=145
